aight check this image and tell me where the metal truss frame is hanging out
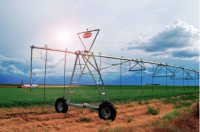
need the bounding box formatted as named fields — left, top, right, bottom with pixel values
left=77, top=29, right=100, bottom=51
left=30, top=45, right=200, bottom=108
left=129, top=60, right=145, bottom=71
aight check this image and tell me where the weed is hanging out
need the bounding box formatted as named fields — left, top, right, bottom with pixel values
left=163, top=113, right=173, bottom=121
left=154, top=106, right=199, bottom=132
left=127, top=117, right=133, bottom=122
left=32, top=128, right=37, bottom=132
left=162, top=97, right=179, bottom=104
left=106, top=128, right=110, bottom=132
left=115, top=126, right=122, bottom=132
left=163, top=110, right=181, bottom=121
left=80, top=117, right=92, bottom=122
left=168, top=124, right=175, bottom=131
left=171, top=110, right=181, bottom=116
left=138, top=100, right=142, bottom=105
left=147, top=106, right=159, bottom=115
left=152, top=120, right=159, bottom=126
left=179, top=94, right=197, bottom=101
left=106, top=120, right=111, bottom=126
left=173, top=101, right=192, bottom=109
left=98, top=126, right=104, bottom=132
left=80, top=110, right=83, bottom=114
left=145, top=100, right=149, bottom=105
left=45, top=129, right=49, bottom=132
left=90, top=109, right=94, bottom=112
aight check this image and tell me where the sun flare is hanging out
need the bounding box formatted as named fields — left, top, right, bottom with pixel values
left=59, top=32, right=69, bottom=43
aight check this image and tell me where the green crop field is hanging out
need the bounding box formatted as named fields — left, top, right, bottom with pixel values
left=0, top=85, right=199, bottom=108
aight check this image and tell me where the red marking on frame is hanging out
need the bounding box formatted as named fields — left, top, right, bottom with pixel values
left=83, top=33, right=92, bottom=38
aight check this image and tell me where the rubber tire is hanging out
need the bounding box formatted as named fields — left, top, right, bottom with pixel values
left=98, top=101, right=117, bottom=121
left=55, top=97, right=68, bottom=113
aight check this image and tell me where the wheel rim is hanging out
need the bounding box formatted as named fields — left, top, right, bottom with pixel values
left=101, top=106, right=111, bottom=119
left=57, top=101, right=63, bottom=112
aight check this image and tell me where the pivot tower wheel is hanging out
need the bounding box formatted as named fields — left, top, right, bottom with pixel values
left=55, top=98, right=68, bottom=113
left=98, top=101, right=117, bottom=121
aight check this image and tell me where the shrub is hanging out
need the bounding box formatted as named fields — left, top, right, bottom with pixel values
left=147, top=106, right=159, bottom=115
left=163, top=113, right=173, bottom=121
left=163, top=110, right=181, bottom=121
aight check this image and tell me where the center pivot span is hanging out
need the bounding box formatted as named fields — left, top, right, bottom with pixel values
left=30, top=28, right=199, bottom=121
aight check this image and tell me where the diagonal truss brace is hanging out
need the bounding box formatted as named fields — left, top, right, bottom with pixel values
left=153, top=64, right=175, bottom=77
left=170, top=67, right=194, bottom=80
left=66, top=52, right=110, bottom=103
left=129, top=60, right=145, bottom=71
left=82, top=53, right=110, bottom=101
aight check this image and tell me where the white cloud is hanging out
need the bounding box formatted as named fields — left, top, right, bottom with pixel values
left=144, top=70, right=153, bottom=75
left=122, top=20, right=199, bottom=61
left=134, top=69, right=153, bottom=76
left=0, top=65, right=8, bottom=72
left=122, top=71, right=135, bottom=76
left=31, top=68, right=73, bottom=78
left=0, top=55, right=26, bottom=65
left=0, top=64, right=29, bottom=76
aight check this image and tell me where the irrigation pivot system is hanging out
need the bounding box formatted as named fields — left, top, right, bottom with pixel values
left=30, top=29, right=199, bottom=121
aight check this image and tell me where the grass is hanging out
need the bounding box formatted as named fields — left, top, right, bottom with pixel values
left=106, top=120, right=111, bottom=126
left=127, top=116, right=133, bottom=122
left=98, top=126, right=104, bottom=132
left=89, top=108, right=94, bottom=112
left=154, top=106, right=199, bottom=132
left=80, top=117, right=92, bottom=122
left=147, top=106, right=159, bottom=115
left=162, top=110, right=181, bottom=121
left=138, top=100, right=142, bottom=105
left=145, top=100, right=149, bottom=105
left=152, top=120, right=159, bottom=126
left=173, top=101, right=192, bottom=109
left=0, top=85, right=198, bottom=108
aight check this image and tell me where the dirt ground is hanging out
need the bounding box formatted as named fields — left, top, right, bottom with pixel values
left=0, top=100, right=198, bottom=132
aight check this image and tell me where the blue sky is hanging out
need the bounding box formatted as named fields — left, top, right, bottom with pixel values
left=0, top=0, right=199, bottom=86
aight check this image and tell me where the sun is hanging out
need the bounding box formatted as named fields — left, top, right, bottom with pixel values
left=59, top=32, right=69, bottom=43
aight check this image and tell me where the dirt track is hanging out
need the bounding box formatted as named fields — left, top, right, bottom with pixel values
left=0, top=100, right=197, bottom=132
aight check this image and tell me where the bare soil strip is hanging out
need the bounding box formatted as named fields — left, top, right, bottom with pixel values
left=0, top=100, right=198, bottom=132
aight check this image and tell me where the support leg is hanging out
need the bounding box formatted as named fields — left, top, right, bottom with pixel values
left=67, top=54, right=79, bottom=102
left=30, top=46, right=33, bottom=93
left=141, top=61, right=143, bottom=93
left=44, top=45, right=48, bottom=100
left=63, top=51, right=66, bottom=98
left=152, top=62, right=154, bottom=92
left=91, top=53, right=110, bottom=102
